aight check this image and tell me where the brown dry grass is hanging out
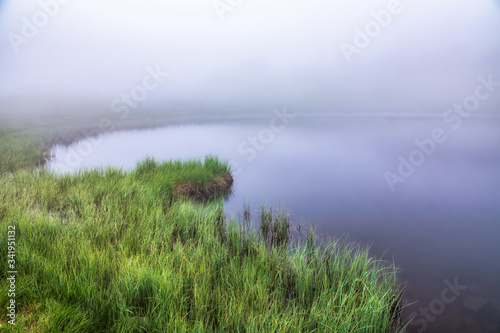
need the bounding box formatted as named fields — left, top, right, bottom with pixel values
left=172, top=174, right=233, bottom=201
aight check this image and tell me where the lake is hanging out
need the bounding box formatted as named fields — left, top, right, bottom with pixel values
left=49, top=115, right=500, bottom=332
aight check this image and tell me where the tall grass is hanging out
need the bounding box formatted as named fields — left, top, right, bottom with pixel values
left=0, top=129, right=52, bottom=174
left=0, top=127, right=406, bottom=332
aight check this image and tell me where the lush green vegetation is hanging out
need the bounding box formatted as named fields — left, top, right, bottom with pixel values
left=0, top=128, right=53, bottom=174
left=0, top=125, right=406, bottom=332
left=0, top=112, right=171, bottom=175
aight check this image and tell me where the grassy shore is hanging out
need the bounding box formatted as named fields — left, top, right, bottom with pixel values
left=0, top=123, right=406, bottom=332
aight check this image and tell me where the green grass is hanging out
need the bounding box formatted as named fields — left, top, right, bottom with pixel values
left=0, top=125, right=407, bottom=332
left=0, top=128, right=52, bottom=174
left=0, top=117, right=170, bottom=175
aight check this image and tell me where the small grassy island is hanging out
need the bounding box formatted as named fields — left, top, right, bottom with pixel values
left=0, top=125, right=406, bottom=332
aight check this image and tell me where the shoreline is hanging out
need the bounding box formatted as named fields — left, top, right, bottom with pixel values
left=0, top=120, right=406, bottom=332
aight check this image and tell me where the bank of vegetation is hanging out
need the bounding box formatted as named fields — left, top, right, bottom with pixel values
left=0, top=124, right=406, bottom=332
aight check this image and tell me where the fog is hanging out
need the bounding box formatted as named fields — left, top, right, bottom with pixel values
left=1, top=0, right=500, bottom=119
left=4, top=3, right=500, bottom=330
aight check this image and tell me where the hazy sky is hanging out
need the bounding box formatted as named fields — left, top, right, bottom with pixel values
left=1, top=0, right=499, bottom=116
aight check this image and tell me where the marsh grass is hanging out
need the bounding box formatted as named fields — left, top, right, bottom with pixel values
left=0, top=118, right=170, bottom=175
left=0, top=129, right=52, bottom=174
left=259, top=204, right=291, bottom=248
left=0, top=126, right=407, bottom=332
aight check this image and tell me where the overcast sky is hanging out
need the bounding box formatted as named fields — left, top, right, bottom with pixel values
left=1, top=0, right=499, bottom=117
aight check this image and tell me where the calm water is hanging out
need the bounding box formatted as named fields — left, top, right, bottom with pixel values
left=49, top=116, right=500, bottom=332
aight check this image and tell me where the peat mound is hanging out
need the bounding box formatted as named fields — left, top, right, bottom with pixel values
left=173, top=174, right=233, bottom=201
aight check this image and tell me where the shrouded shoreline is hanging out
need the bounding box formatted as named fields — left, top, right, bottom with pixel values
left=0, top=120, right=407, bottom=332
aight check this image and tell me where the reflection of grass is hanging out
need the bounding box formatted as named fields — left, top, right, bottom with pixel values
left=0, top=125, right=406, bottom=332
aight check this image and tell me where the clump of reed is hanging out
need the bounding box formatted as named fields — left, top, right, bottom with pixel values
left=259, top=204, right=291, bottom=248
